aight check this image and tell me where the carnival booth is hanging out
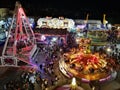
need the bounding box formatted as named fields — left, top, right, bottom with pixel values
left=35, top=17, right=75, bottom=45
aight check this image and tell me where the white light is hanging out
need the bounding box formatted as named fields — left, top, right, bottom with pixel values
left=51, top=37, right=57, bottom=42
left=77, top=33, right=83, bottom=37
left=107, top=24, right=112, bottom=29
left=0, top=20, right=5, bottom=25
left=117, top=26, right=120, bottom=29
left=76, top=38, right=80, bottom=43
left=71, top=77, right=77, bottom=86
left=107, top=47, right=111, bottom=52
left=105, top=20, right=108, bottom=24
left=41, top=35, right=46, bottom=41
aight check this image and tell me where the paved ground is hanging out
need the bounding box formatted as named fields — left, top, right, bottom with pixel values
left=0, top=67, right=23, bottom=89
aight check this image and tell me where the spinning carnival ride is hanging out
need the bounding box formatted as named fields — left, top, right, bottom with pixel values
left=59, top=38, right=116, bottom=82
left=0, top=1, right=37, bottom=66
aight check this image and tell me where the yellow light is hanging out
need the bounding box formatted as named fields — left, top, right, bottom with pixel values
left=84, top=50, right=87, bottom=53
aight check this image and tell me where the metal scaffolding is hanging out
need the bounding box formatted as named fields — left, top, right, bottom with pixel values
left=0, top=1, right=37, bottom=67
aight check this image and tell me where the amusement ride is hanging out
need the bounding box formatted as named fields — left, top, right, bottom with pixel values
left=0, top=1, right=38, bottom=67
left=59, top=37, right=117, bottom=82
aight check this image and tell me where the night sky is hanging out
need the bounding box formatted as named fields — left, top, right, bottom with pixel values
left=0, top=0, right=120, bottom=24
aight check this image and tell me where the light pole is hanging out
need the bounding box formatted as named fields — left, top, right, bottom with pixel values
left=70, top=77, right=77, bottom=90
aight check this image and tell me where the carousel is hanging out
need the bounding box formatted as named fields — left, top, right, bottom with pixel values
left=59, top=38, right=117, bottom=82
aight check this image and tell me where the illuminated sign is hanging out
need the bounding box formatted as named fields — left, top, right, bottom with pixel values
left=37, top=17, right=75, bottom=29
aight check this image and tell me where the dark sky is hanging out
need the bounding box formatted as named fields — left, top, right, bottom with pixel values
left=0, top=0, right=120, bottom=24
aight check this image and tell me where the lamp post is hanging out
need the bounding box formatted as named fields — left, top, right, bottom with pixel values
left=70, top=77, right=77, bottom=90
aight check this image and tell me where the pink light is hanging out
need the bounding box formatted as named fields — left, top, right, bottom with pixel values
left=77, top=24, right=86, bottom=29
